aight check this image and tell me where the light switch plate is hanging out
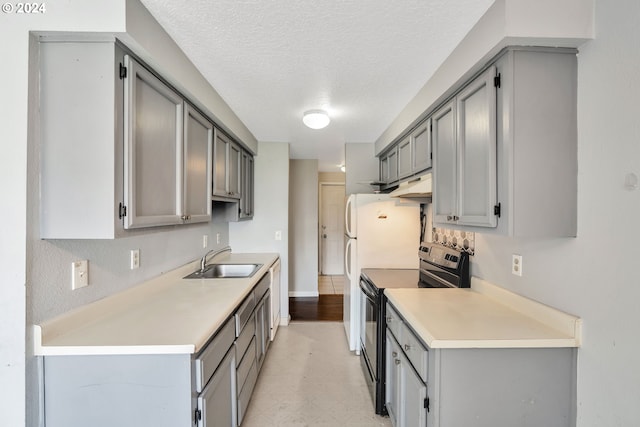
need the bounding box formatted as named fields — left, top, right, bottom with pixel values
left=275, top=230, right=282, bottom=241
left=72, top=260, right=89, bottom=289
left=203, top=234, right=208, bottom=248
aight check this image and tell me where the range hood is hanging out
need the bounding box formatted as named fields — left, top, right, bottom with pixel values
left=389, top=173, right=432, bottom=199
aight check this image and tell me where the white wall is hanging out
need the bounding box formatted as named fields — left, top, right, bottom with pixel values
left=471, top=1, right=640, bottom=425
left=288, top=160, right=319, bottom=296
left=230, top=142, right=290, bottom=322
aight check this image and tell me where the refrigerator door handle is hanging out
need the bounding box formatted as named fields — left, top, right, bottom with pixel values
left=345, top=195, right=353, bottom=237
left=345, top=239, right=353, bottom=281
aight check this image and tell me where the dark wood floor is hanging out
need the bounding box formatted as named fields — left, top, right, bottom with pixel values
left=289, top=295, right=343, bottom=321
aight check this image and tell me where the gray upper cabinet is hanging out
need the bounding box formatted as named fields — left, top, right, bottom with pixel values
left=212, top=131, right=242, bottom=201
left=380, top=146, right=399, bottom=185
left=39, top=40, right=126, bottom=239
left=123, top=55, right=184, bottom=229
left=183, top=104, right=213, bottom=224
left=397, top=136, right=412, bottom=179
left=433, top=66, right=498, bottom=228
left=239, top=150, right=254, bottom=220
left=379, top=118, right=432, bottom=188
left=39, top=40, right=219, bottom=238
left=432, top=99, right=458, bottom=225
left=411, top=119, right=432, bottom=173
left=433, top=48, right=578, bottom=237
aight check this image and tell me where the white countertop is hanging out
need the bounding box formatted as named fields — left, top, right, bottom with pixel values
left=385, top=277, right=581, bottom=349
left=34, top=253, right=279, bottom=356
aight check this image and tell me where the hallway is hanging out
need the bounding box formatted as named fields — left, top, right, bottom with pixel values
left=241, top=322, right=392, bottom=427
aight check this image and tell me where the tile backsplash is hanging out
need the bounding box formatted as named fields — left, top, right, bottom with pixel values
left=432, top=228, right=475, bottom=255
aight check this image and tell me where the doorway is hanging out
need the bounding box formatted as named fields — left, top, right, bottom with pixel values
left=319, top=182, right=345, bottom=275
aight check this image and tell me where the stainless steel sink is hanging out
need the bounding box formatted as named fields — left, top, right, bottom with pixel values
left=184, top=263, right=263, bottom=279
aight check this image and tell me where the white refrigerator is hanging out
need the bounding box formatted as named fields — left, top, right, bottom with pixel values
left=343, top=193, right=420, bottom=353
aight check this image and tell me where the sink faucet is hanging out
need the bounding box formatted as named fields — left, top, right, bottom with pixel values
left=200, top=246, right=232, bottom=272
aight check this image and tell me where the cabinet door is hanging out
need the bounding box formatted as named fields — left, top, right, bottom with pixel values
left=184, top=104, right=212, bottom=223
left=385, top=330, right=401, bottom=427
left=228, top=142, right=242, bottom=199
left=456, top=66, right=497, bottom=227
left=239, top=151, right=254, bottom=219
left=197, top=348, right=236, bottom=427
left=380, top=156, right=389, bottom=183
left=387, top=148, right=399, bottom=183
left=212, top=131, right=230, bottom=198
left=432, top=99, right=457, bottom=224
left=397, top=136, right=412, bottom=179
left=124, top=55, right=184, bottom=229
left=400, top=350, right=427, bottom=427
left=412, top=119, right=431, bottom=173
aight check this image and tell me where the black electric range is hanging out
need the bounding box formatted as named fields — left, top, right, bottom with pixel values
left=359, top=242, right=469, bottom=415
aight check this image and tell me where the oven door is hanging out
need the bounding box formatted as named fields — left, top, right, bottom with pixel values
left=359, top=278, right=378, bottom=382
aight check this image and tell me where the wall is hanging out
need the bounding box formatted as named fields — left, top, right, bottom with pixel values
left=470, top=1, right=640, bottom=425
left=288, top=160, right=319, bottom=296
left=230, top=142, right=290, bottom=323
left=344, top=143, right=378, bottom=195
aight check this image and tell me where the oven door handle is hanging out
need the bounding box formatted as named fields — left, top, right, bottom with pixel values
left=420, top=268, right=457, bottom=288
left=359, top=281, right=377, bottom=302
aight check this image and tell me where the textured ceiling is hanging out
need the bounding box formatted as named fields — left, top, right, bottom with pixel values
left=139, top=0, right=494, bottom=171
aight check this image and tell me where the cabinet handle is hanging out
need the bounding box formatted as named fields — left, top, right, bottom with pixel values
left=386, top=316, right=393, bottom=322
left=404, top=344, right=411, bottom=351
left=181, top=215, right=190, bottom=221
left=395, top=359, right=401, bottom=365
left=453, top=215, right=459, bottom=221
left=392, top=351, right=398, bottom=358
left=447, top=215, right=453, bottom=221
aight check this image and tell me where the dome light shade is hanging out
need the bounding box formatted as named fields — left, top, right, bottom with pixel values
left=303, top=109, right=330, bottom=129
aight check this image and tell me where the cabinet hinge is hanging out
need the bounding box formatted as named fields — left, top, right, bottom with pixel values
left=194, top=408, right=202, bottom=424
left=494, top=73, right=501, bottom=88
left=424, top=397, right=430, bottom=412
left=494, top=203, right=501, bottom=217
left=119, top=63, right=127, bottom=79
left=118, top=202, right=127, bottom=219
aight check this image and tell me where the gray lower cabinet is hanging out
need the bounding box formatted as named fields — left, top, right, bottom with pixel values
left=43, top=272, right=274, bottom=427
left=385, top=327, right=428, bottom=427
left=385, top=301, right=577, bottom=427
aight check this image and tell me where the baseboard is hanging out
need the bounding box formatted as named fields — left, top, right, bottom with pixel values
left=288, top=291, right=319, bottom=297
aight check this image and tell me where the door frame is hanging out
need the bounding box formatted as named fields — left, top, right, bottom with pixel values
left=318, top=181, right=346, bottom=275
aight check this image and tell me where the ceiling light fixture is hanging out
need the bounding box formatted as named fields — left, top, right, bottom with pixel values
left=303, top=109, right=330, bottom=129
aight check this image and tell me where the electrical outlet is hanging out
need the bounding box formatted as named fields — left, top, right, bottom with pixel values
left=72, top=260, right=89, bottom=289
left=216, top=233, right=220, bottom=244
left=275, top=230, right=282, bottom=241
left=130, top=249, right=140, bottom=270
left=203, top=234, right=208, bottom=248
left=512, top=254, right=523, bottom=276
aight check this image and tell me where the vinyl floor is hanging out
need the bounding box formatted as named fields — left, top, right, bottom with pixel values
left=241, top=322, right=393, bottom=427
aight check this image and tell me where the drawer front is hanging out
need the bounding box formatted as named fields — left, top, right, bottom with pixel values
left=194, top=316, right=235, bottom=393
left=385, top=302, right=403, bottom=341
left=237, top=358, right=258, bottom=426
left=235, top=313, right=256, bottom=362
left=236, top=336, right=257, bottom=391
left=235, top=292, right=256, bottom=336
left=254, top=272, right=270, bottom=301
left=400, top=322, right=428, bottom=383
